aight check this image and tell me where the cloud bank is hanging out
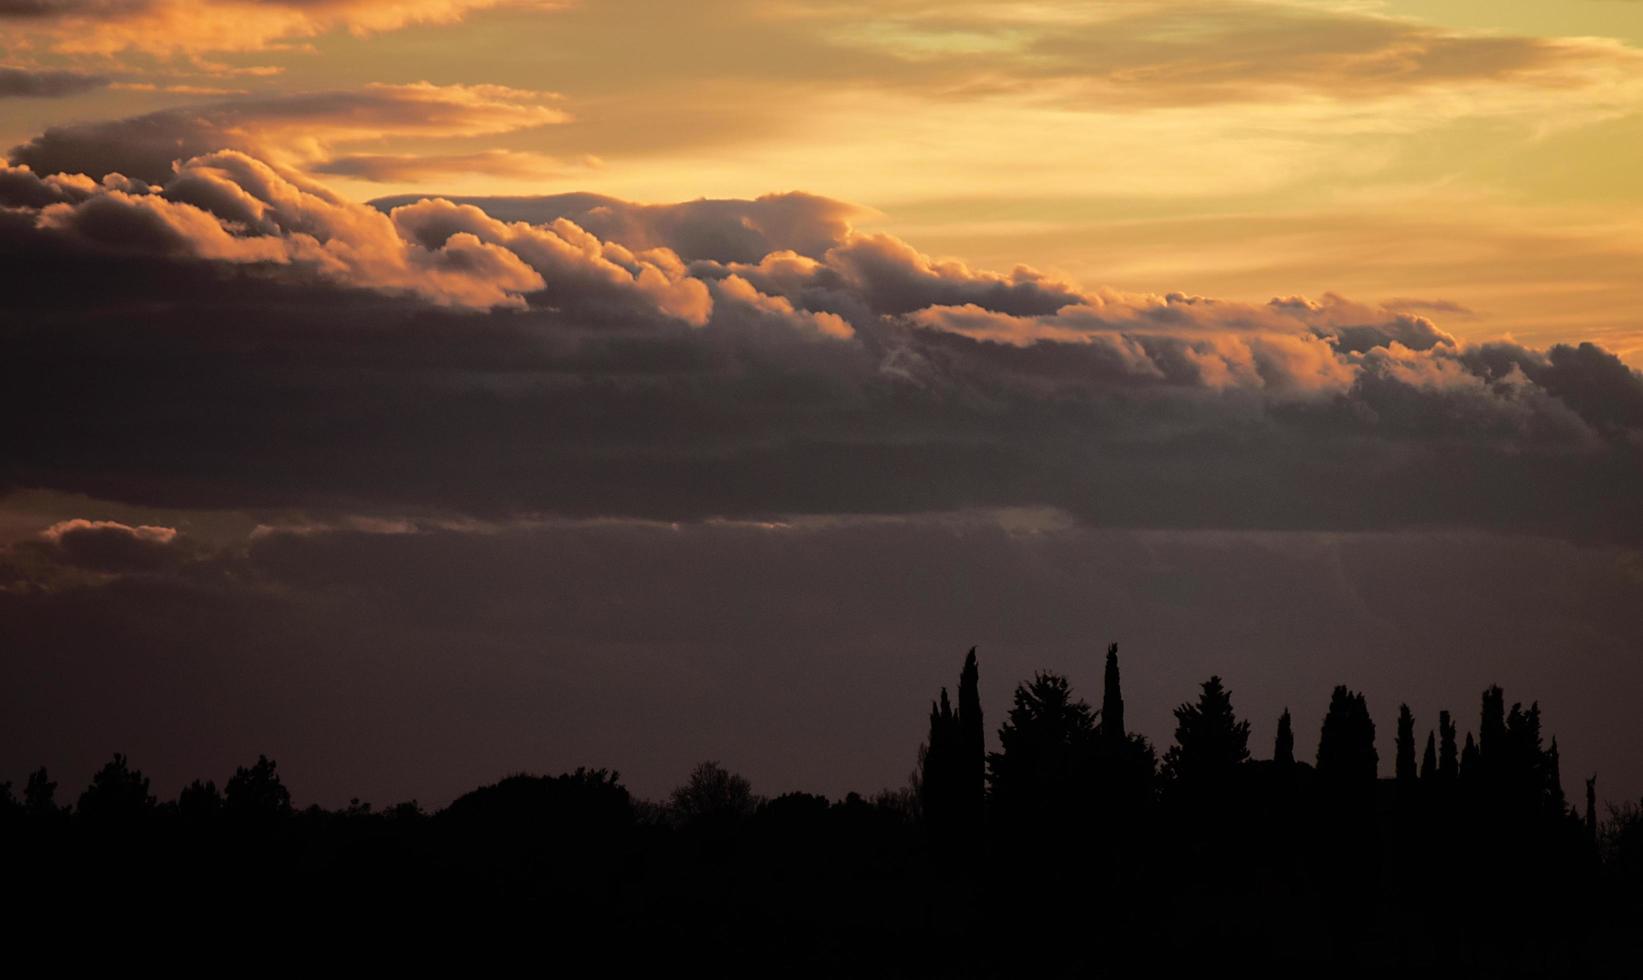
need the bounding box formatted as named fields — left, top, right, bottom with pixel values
left=1, top=136, right=1640, bottom=545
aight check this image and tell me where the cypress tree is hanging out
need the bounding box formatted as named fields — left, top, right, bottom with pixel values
left=1438, top=710, right=1458, bottom=783
left=1274, top=709, right=1295, bottom=766
left=1480, top=685, right=1506, bottom=773
left=1395, top=703, right=1417, bottom=789
left=1316, top=686, right=1377, bottom=786
left=1586, top=775, right=1598, bottom=845
left=1420, top=731, right=1437, bottom=783
left=922, top=648, right=985, bottom=836
left=956, top=647, right=984, bottom=831
left=1460, top=732, right=1479, bottom=782
left=1545, top=736, right=1566, bottom=815
left=1100, top=642, right=1124, bottom=748
left=919, top=687, right=958, bottom=830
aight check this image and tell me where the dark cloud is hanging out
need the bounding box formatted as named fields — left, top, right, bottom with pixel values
left=1, top=149, right=1641, bottom=546
left=372, top=191, right=863, bottom=264
left=0, top=65, right=107, bottom=97
left=0, top=0, right=148, bottom=17
left=8, top=83, right=566, bottom=185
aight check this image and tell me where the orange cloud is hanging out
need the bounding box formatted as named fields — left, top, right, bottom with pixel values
left=315, top=149, right=591, bottom=183
left=8, top=82, right=570, bottom=182
left=0, top=0, right=565, bottom=56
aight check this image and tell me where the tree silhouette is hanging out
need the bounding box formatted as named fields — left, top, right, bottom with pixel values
left=1316, top=686, right=1377, bottom=786
left=670, top=761, right=757, bottom=826
left=225, top=755, right=292, bottom=820
left=918, top=648, right=986, bottom=837
left=76, top=753, right=155, bottom=824
left=1480, top=684, right=1507, bottom=779
left=918, top=686, right=960, bottom=832
left=178, top=779, right=223, bottom=822
left=1395, top=703, right=1417, bottom=790
left=1273, top=708, right=1295, bottom=766
left=1460, top=732, right=1480, bottom=782
left=1093, top=645, right=1157, bottom=819
left=1586, top=775, right=1599, bottom=845
left=956, top=647, right=984, bottom=832
left=1100, top=642, right=1124, bottom=749
left=24, top=767, right=61, bottom=818
left=987, top=672, right=1098, bottom=827
left=1161, top=675, right=1249, bottom=790
left=1420, top=731, right=1437, bottom=783
left=1438, top=710, right=1458, bottom=783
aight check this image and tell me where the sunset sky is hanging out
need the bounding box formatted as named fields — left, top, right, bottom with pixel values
left=3, top=1, right=1641, bottom=810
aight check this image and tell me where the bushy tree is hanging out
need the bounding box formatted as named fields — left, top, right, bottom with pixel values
left=225, top=755, right=292, bottom=820
left=1160, top=676, right=1249, bottom=790
left=24, top=767, right=61, bottom=818
left=671, top=761, right=757, bottom=826
left=77, top=753, right=155, bottom=824
left=987, top=672, right=1098, bottom=826
left=178, top=779, right=223, bottom=822
left=1316, top=686, right=1376, bottom=786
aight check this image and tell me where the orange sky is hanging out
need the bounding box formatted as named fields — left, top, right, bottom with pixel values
left=4, top=0, right=1642, bottom=362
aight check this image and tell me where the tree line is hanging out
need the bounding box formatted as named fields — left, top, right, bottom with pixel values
left=2, top=645, right=1639, bottom=975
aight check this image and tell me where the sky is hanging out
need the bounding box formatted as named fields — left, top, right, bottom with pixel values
left=1, top=1, right=1641, bottom=810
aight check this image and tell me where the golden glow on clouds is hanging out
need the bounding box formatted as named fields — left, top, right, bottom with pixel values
left=4, top=0, right=1643, bottom=361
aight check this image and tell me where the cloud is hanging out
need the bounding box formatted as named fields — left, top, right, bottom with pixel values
left=0, top=64, right=107, bottom=97
left=1, top=150, right=1640, bottom=544
left=8, top=83, right=570, bottom=184
left=315, top=149, right=586, bottom=183
left=374, top=191, right=865, bottom=264
left=0, top=0, right=562, bottom=56
left=28, top=518, right=184, bottom=572
left=31, top=151, right=550, bottom=309
left=789, top=0, right=1643, bottom=111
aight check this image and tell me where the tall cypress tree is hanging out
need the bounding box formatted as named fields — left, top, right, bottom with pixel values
left=1585, top=775, right=1598, bottom=845
left=1420, top=731, right=1437, bottom=783
left=1100, top=642, right=1124, bottom=748
left=1395, top=703, right=1417, bottom=789
left=921, top=649, right=985, bottom=836
left=1438, top=710, right=1458, bottom=783
left=1460, top=732, right=1479, bottom=782
left=1480, top=685, right=1507, bottom=775
left=956, top=647, right=984, bottom=831
left=919, top=688, right=958, bottom=830
left=1274, top=709, right=1295, bottom=766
